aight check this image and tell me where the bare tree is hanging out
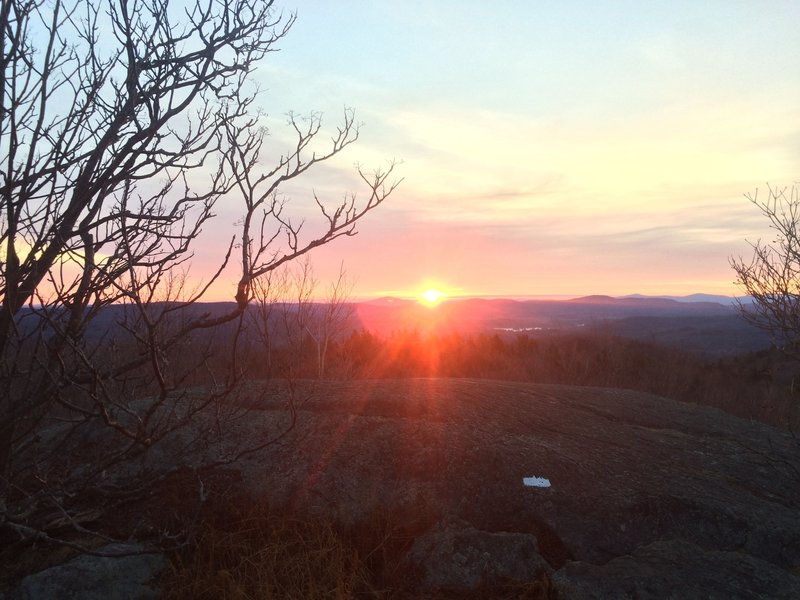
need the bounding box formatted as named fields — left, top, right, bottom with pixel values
left=248, top=258, right=355, bottom=380
left=306, top=262, right=355, bottom=379
left=0, top=0, right=399, bottom=549
left=731, top=183, right=800, bottom=359
left=248, top=267, right=292, bottom=378
left=248, top=257, right=316, bottom=379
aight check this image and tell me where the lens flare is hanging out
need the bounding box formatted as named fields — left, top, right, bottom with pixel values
left=420, top=288, right=445, bottom=306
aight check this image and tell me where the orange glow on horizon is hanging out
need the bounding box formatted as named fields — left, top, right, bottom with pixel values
left=419, top=288, right=446, bottom=307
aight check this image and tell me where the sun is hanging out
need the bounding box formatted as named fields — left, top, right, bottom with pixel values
left=419, top=288, right=446, bottom=307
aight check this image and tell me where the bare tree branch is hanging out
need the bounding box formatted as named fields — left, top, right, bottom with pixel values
left=0, top=0, right=399, bottom=552
left=731, top=183, right=800, bottom=359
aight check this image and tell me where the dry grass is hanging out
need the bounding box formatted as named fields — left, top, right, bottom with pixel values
left=159, top=495, right=559, bottom=600
left=161, top=501, right=375, bottom=600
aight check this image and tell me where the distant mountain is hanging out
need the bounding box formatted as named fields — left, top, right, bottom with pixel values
left=363, top=297, right=415, bottom=307
left=623, top=293, right=746, bottom=306
left=15, top=294, right=766, bottom=357
left=569, top=295, right=619, bottom=304
left=567, top=294, right=732, bottom=312
left=349, top=295, right=770, bottom=355
left=570, top=295, right=693, bottom=307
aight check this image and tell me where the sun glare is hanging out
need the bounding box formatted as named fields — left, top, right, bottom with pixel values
left=420, top=288, right=446, bottom=306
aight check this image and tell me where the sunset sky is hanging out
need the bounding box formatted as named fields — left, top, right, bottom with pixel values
left=207, top=1, right=799, bottom=300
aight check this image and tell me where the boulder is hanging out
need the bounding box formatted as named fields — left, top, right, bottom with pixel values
left=8, top=543, right=164, bottom=600
left=408, top=523, right=551, bottom=590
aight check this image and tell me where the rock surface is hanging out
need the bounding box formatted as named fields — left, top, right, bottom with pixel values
left=11, top=378, right=800, bottom=598
left=229, top=378, right=800, bottom=597
left=408, top=523, right=552, bottom=590
left=553, top=539, right=800, bottom=600
left=7, top=543, right=164, bottom=600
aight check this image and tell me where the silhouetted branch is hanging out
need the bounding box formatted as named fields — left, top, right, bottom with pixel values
left=0, top=0, right=398, bottom=551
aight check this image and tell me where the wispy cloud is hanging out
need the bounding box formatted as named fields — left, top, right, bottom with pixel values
left=199, top=1, right=800, bottom=298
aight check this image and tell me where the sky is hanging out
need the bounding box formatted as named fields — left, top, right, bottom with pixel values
left=205, top=1, right=800, bottom=300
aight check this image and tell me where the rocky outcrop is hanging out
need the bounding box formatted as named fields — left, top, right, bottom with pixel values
left=7, top=543, right=164, bottom=600
left=229, top=378, right=800, bottom=597
left=9, top=378, right=800, bottom=597
left=553, top=539, right=800, bottom=600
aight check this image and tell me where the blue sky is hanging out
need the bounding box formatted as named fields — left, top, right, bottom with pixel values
left=211, top=1, right=800, bottom=299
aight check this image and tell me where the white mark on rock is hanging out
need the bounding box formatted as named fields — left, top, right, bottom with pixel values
left=523, top=476, right=551, bottom=488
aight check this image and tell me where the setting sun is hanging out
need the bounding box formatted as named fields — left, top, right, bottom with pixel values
left=419, top=288, right=446, bottom=306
